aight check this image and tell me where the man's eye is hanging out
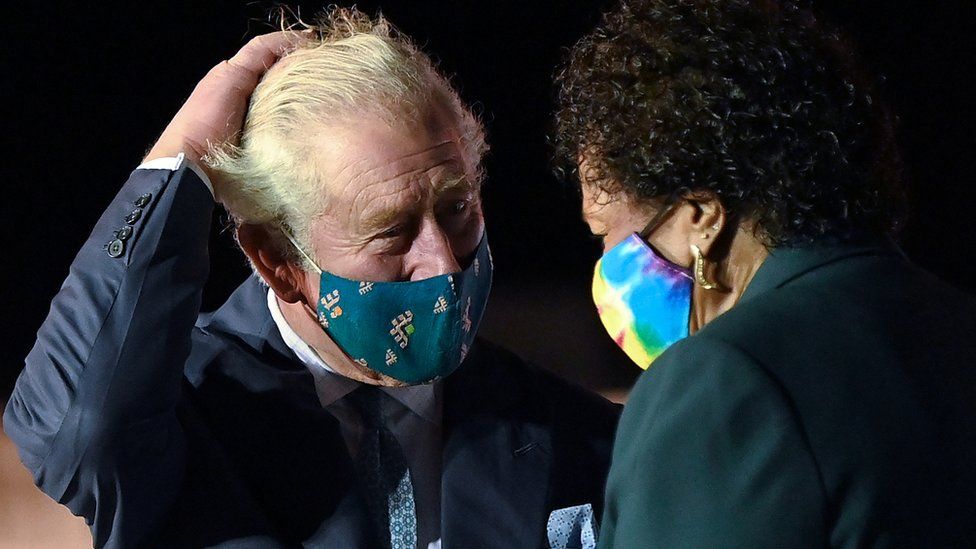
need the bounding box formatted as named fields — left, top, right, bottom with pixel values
left=381, top=225, right=404, bottom=238
left=451, top=200, right=468, bottom=214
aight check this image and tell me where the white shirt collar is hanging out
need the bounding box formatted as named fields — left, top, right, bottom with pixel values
left=266, top=287, right=335, bottom=373
left=265, top=288, right=442, bottom=425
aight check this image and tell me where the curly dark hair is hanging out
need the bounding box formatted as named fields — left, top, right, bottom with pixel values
left=554, top=0, right=906, bottom=247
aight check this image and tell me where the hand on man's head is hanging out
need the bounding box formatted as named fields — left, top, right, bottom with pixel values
left=143, top=31, right=306, bottom=197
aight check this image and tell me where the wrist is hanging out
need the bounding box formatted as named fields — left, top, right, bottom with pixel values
left=144, top=139, right=202, bottom=165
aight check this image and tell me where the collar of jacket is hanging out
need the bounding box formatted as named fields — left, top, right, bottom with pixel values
left=740, top=235, right=907, bottom=304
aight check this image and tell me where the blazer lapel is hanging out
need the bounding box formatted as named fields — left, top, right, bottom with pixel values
left=440, top=342, right=553, bottom=548
left=303, top=488, right=376, bottom=549
left=212, top=281, right=555, bottom=547
left=202, top=277, right=377, bottom=547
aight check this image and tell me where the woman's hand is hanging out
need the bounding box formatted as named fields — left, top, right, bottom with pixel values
left=143, top=31, right=305, bottom=196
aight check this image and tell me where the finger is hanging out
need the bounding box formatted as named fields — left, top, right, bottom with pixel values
left=227, top=31, right=306, bottom=76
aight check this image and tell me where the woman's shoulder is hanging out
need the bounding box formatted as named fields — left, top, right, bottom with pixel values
left=629, top=334, right=776, bottom=410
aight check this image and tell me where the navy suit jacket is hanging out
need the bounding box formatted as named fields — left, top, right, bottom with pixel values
left=4, top=164, right=620, bottom=548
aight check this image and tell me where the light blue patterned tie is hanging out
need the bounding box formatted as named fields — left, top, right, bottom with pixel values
left=350, top=387, right=418, bottom=549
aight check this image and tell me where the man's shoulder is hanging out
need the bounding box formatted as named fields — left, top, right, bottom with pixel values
left=185, top=278, right=308, bottom=390
left=458, top=338, right=621, bottom=429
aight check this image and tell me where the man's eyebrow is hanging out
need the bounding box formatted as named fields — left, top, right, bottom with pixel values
left=434, top=174, right=479, bottom=195
left=357, top=174, right=479, bottom=234
left=359, top=206, right=406, bottom=234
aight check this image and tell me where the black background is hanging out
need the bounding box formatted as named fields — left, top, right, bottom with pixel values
left=3, top=1, right=974, bottom=399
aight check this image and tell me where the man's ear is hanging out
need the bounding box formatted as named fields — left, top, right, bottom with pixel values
left=237, top=223, right=309, bottom=304
left=680, top=191, right=727, bottom=257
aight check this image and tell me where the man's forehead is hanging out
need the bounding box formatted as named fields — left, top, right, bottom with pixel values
left=337, top=169, right=477, bottom=235
left=336, top=147, right=474, bottom=215
left=312, top=115, right=474, bottom=193
left=343, top=140, right=467, bottom=183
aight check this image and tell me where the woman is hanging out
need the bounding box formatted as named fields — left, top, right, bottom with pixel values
left=554, top=0, right=976, bottom=547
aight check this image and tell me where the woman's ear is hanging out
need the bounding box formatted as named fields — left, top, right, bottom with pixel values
left=681, top=191, right=727, bottom=257
left=237, top=223, right=309, bottom=303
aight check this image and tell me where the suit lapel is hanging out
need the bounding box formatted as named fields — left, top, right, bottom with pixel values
left=213, top=281, right=555, bottom=547
left=202, top=278, right=377, bottom=547
left=440, top=342, right=553, bottom=548
left=303, top=488, right=376, bottom=548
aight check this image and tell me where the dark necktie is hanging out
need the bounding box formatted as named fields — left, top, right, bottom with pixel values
left=349, top=386, right=418, bottom=549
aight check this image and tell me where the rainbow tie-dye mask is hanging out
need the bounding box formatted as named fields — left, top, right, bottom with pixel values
left=592, top=233, right=693, bottom=369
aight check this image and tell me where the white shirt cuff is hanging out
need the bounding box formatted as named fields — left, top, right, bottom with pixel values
left=136, top=152, right=214, bottom=197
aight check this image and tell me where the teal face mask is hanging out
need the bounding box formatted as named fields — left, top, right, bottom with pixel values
left=285, top=232, right=493, bottom=385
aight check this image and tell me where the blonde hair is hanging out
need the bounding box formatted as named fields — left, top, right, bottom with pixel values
left=205, top=8, right=488, bottom=269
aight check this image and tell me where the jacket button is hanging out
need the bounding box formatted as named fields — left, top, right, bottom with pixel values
left=107, top=239, right=125, bottom=258
left=125, top=209, right=142, bottom=224
left=115, top=226, right=133, bottom=241
left=134, top=193, right=152, bottom=208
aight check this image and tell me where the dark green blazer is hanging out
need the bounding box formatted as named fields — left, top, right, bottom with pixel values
left=599, top=242, right=976, bottom=548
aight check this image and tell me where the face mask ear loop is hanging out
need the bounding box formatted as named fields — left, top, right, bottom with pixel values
left=279, top=227, right=327, bottom=322
left=638, top=196, right=679, bottom=241
left=281, top=227, right=323, bottom=276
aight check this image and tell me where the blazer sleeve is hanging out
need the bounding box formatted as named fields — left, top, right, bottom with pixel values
left=598, top=337, right=827, bottom=549
left=3, top=162, right=214, bottom=548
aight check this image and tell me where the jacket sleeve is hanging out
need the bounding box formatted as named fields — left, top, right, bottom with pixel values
left=598, top=337, right=827, bottom=549
left=3, top=160, right=214, bottom=548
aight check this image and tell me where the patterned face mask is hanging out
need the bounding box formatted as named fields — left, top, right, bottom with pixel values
left=286, top=231, right=493, bottom=385
left=591, top=203, right=693, bottom=369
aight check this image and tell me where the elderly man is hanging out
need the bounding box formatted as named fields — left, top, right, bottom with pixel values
left=4, top=10, right=617, bottom=548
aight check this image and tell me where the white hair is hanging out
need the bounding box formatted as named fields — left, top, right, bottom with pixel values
left=205, top=8, right=488, bottom=271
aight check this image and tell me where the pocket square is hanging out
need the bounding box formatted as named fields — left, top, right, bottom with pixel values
left=546, top=503, right=598, bottom=549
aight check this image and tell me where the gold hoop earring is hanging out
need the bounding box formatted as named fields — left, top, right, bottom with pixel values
left=690, top=244, right=719, bottom=290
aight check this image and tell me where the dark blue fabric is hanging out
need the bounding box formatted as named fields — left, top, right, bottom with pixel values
left=348, top=387, right=417, bottom=549
left=4, top=166, right=620, bottom=548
